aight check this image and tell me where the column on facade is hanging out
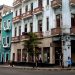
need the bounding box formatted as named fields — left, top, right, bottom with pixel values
left=11, top=23, right=15, bottom=61
left=41, top=47, right=44, bottom=63
left=16, top=23, right=18, bottom=36
left=33, top=15, right=38, bottom=32
left=27, top=20, right=30, bottom=32
left=21, top=19, right=24, bottom=35
left=15, top=47, right=17, bottom=62
left=50, top=46, right=55, bottom=64
left=42, top=12, right=46, bottom=36
left=21, top=49, right=22, bottom=62
left=26, top=51, right=28, bottom=62
left=62, top=0, right=71, bottom=67
left=10, top=46, right=13, bottom=61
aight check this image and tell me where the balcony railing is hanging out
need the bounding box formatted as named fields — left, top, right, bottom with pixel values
left=22, top=0, right=30, bottom=2
left=13, top=15, right=22, bottom=23
left=13, top=0, right=22, bottom=7
left=51, top=28, right=61, bottom=36
left=71, top=27, right=75, bottom=35
left=4, top=26, right=10, bottom=31
left=43, top=31, right=51, bottom=37
left=70, top=0, right=75, bottom=6
left=12, top=36, right=20, bottom=42
left=51, top=0, right=62, bottom=9
left=21, top=32, right=29, bottom=40
left=22, top=11, right=33, bottom=19
left=35, top=32, right=43, bottom=38
left=3, top=43, right=10, bottom=48
left=33, top=6, right=43, bottom=15
left=51, top=27, right=75, bottom=36
left=21, top=32, right=43, bottom=40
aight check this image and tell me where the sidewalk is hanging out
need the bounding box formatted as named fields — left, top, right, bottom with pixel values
left=0, top=65, right=75, bottom=71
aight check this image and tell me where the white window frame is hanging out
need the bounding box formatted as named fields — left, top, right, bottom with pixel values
left=47, top=0, right=49, bottom=5
left=24, top=24, right=27, bottom=33
left=6, top=36, right=10, bottom=46
left=2, top=37, right=6, bottom=46
left=4, top=21, right=7, bottom=30
left=7, top=19, right=11, bottom=29
left=5, top=53, right=9, bottom=62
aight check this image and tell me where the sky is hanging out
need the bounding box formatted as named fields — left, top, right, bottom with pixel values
left=0, top=0, right=13, bottom=6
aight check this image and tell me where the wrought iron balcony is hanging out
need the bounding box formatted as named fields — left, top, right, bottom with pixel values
left=51, top=28, right=61, bottom=36
left=21, top=32, right=29, bottom=40
left=21, top=32, right=43, bottom=40
left=33, top=6, right=43, bottom=15
left=43, top=31, right=51, bottom=37
left=51, top=0, right=62, bottom=9
left=22, top=0, right=30, bottom=2
left=22, top=11, right=33, bottom=19
left=13, top=15, right=22, bottom=23
left=70, top=0, right=75, bottom=6
left=35, top=32, right=43, bottom=38
left=13, top=0, right=22, bottom=7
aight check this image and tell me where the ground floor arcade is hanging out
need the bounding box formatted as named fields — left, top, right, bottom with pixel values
left=52, top=36, right=75, bottom=66
left=11, top=38, right=55, bottom=64
left=10, top=37, right=75, bottom=66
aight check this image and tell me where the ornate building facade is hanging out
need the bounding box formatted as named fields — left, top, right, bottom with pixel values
left=11, top=0, right=75, bottom=67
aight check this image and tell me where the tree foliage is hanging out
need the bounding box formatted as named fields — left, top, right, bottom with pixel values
left=23, top=32, right=41, bottom=56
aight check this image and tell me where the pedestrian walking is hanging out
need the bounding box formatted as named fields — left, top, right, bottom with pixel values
left=67, top=57, right=72, bottom=67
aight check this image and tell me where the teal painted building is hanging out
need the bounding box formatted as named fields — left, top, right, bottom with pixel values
left=1, top=11, right=13, bottom=63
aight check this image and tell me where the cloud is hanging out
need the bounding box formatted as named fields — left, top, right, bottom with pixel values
left=0, top=0, right=13, bottom=6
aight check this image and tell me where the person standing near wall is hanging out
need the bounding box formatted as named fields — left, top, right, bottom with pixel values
left=67, top=57, right=72, bottom=67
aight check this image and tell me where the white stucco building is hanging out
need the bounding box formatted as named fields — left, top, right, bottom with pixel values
left=11, top=0, right=75, bottom=67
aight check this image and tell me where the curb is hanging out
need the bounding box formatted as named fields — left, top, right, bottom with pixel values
left=0, top=66, right=75, bottom=71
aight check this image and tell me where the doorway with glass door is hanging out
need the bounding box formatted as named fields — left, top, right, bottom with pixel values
left=55, top=47, right=62, bottom=66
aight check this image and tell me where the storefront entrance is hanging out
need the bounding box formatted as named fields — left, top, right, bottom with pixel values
left=55, top=47, right=62, bottom=66
left=53, top=41, right=62, bottom=66
left=71, top=40, right=75, bottom=65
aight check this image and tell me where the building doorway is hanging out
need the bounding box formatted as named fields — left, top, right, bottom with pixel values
left=53, top=41, right=62, bottom=66
left=1, top=54, right=4, bottom=64
left=13, top=53, right=15, bottom=61
left=43, top=47, right=50, bottom=63
left=17, top=49, right=21, bottom=62
left=71, top=40, right=75, bottom=65
left=6, top=54, right=9, bottom=62
left=55, top=47, right=62, bottom=66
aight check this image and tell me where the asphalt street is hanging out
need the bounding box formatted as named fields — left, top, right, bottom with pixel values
left=0, top=67, right=75, bottom=75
